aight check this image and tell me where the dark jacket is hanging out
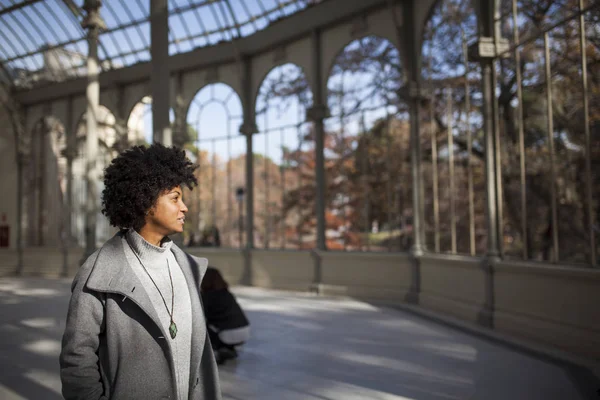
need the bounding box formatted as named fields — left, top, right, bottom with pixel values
left=59, top=232, right=221, bottom=400
left=202, top=289, right=249, bottom=332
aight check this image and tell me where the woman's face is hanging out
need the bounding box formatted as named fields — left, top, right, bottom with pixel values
left=144, top=186, right=188, bottom=236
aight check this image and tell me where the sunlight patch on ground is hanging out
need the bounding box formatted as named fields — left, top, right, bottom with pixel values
left=0, top=280, right=61, bottom=298
left=374, top=318, right=451, bottom=338
left=241, top=302, right=308, bottom=316
left=310, top=382, right=418, bottom=400
left=21, top=318, right=57, bottom=329
left=219, top=366, right=421, bottom=400
left=234, top=287, right=380, bottom=312
left=23, top=339, right=62, bottom=357
left=330, top=351, right=474, bottom=387
left=292, top=375, right=424, bottom=400
left=418, top=341, right=478, bottom=362
left=0, top=384, right=27, bottom=400
left=12, top=288, right=60, bottom=297
left=238, top=295, right=380, bottom=316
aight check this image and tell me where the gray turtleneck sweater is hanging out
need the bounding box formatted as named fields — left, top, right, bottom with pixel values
left=123, top=230, right=192, bottom=400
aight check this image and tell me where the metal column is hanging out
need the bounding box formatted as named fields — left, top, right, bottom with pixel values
left=82, top=0, right=105, bottom=259
left=309, top=30, right=328, bottom=252
left=471, top=0, right=508, bottom=328
left=150, top=0, right=171, bottom=145
left=239, top=57, right=256, bottom=250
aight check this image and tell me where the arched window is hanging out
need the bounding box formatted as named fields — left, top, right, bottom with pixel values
left=73, top=106, right=119, bottom=246
left=25, top=116, right=66, bottom=246
left=255, top=63, right=313, bottom=249
left=186, top=83, right=244, bottom=248
left=127, top=96, right=153, bottom=146
left=326, top=35, right=405, bottom=252
left=127, top=96, right=175, bottom=145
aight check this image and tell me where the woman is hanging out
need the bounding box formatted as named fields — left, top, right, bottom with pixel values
left=201, top=267, right=250, bottom=365
left=60, top=144, right=221, bottom=400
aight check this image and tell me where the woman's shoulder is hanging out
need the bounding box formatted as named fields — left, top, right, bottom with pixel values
left=170, top=244, right=210, bottom=280
left=72, top=234, right=125, bottom=292
left=70, top=248, right=103, bottom=292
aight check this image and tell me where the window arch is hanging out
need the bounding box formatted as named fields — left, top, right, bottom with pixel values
left=25, top=116, right=66, bottom=247
left=72, top=105, right=119, bottom=246
left=127, top=96, right=175, bottom=145
left=325, top=35, right=406, bottom=252
left=255, top=63, right=313, bottom=250
left=186, top=83, right=244, bottom=248
left=127, top=96, right=153, bottom=146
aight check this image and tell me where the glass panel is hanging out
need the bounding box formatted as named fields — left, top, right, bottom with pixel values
left=185, top=83, right=244, bottom=248
left=327, top=36, right=406, bottom=252
left=255, top=63, right=312, bottom=249
left=422, top=0, right=485, bottom=255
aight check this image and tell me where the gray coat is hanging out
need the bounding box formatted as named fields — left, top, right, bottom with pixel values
left=59, top=232, right=222, bottom=400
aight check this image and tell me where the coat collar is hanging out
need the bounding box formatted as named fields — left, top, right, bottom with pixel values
left=85, top=231, right=209, bottom=395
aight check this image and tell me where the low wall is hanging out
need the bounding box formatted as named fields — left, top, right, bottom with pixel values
left=187, top=247, right=245, bottom=285
left=251, top=250, right=314, bottom=291
left=316, top=250, right=412, bottom=303
left=419, top=254, right=485, bottom=324
left=494, top=260, right=600, bottom=359
left=0, top=247, right=83, bottom=277
left=0, top=250, right=18, bottom=276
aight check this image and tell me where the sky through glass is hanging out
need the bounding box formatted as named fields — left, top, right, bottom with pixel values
left=0, top=0, right=321, bottom=87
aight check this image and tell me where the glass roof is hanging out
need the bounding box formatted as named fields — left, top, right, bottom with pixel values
left=0, top=0, right=322, bottom=88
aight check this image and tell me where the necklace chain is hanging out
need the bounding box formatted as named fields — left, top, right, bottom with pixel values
left=126, top=236, right=177, bottom=339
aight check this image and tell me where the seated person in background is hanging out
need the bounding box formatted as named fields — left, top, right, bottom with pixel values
left=201, top=267, right=250, bottom=365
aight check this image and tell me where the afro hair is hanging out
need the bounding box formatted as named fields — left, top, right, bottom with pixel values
left=101, top=143, right=197, bottom=230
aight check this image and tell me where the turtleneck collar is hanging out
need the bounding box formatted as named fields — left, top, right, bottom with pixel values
left=125, top=229, right=173, bottom=266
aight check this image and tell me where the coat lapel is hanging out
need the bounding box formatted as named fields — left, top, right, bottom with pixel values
left=170, top=245, right=208, bottom=394
left=85, top=232, right=169, bottom=341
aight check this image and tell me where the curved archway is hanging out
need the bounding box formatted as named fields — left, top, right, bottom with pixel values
left=421, top=0, right=478, bottom=82
left=25, top=116, right=66, bottom=247
left=127, top=96, right=153, bottom=146
left=414, top=0, right=448, bottom=46
left=254, top=63, right=313, bottom=250
left=325, top=35, right=405, bottom=252
left=127, top=96, right=176, bottom=145
left=72, top=105, right=119, bottom=246
left=185, top=83, right=244, bottom=248
left=327, top=35, right=403, bottom=117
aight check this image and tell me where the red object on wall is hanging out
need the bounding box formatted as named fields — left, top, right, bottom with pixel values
left=0, top=213, right=9, bottom=248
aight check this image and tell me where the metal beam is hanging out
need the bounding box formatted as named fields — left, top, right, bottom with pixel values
left=0, top=0, right=43, bottom=16
left=15, top=0, right=388, bottom=105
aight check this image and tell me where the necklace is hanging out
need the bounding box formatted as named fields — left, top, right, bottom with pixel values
left=126, top=237, right=178, bottom=339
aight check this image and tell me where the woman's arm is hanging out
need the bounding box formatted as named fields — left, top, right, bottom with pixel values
left=59, top=258, right=107, bottom=400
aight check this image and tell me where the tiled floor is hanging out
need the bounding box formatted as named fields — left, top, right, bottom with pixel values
left=0, top=278, right=593, bottom=399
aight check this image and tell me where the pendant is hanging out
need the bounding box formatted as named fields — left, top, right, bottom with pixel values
left=169, top=320, right=177, bottom=339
